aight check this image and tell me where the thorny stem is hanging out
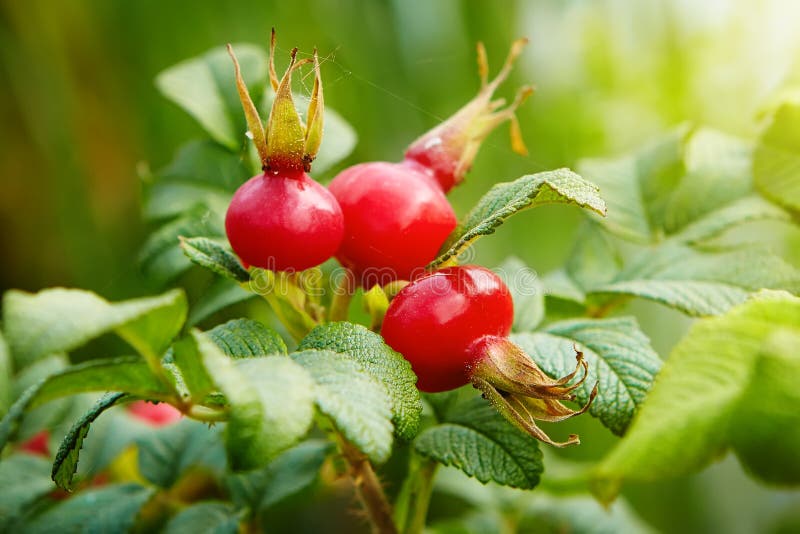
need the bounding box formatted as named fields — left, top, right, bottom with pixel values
left=394, top=454, right=438, bottom=534
left=338, top=437, right=398, bottom=534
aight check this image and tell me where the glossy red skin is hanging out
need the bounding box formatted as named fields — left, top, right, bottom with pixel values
left=128, top=401, right=183, bottom=426
left=381, top=265, right=514, bottom=392
left=19, top=430, right=50, bottom=456
left=225, top=171, right=344, bottom=272
left=329, top=161, right=457, bottom=287
left=403, top=147, right=459, bottom=193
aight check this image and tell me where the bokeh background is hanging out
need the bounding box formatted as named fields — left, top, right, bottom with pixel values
left=1, top=0, right=799, bottom=532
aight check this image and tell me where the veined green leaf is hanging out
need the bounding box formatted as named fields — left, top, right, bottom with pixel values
left=0, top=357, right=171, bottom=453
left=208, top=318, right=287, bottom=357
left=431, top=168, right=606, bottom=268
left=2, top=287, right=186, bottom=369
left=415, top=396, right=543, bottom=489
left=512, top=317, right=662, bottom=435
left=193, top=331, right=314, bottom=470
left=52, top=393, right=129, bottom=490
left=299, top=322, right=421, bottom=441
left=180, top=237, right=250, bottom=283
left=590, top=244, right=800, bottom=316
left=293, top=350, right=393, bottom=463
left=592, top=292, right=800, bottom=503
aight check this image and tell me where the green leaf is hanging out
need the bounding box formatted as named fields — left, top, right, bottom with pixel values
left=292, top=350, right=393, bottom=463
left=511, top=317, right=662, bottom=435
left=208, top=318, right=287, bottom=357
left=730, top=328, right=800, bottom=485
left=1, top=357, right=170, bottom=453
left=156, top=44, right=267, bottom=149
left=590, top=244, right=800, bottom=316
left=52, top=393, right=128, bottom=490
left=0, top=332, right=11, bottom=417
left=136, top=419, right=226, bottom=488
left=226, top=439, right=331, bottom=511
left=518, top=496, right=657, bottom=534
left=592, top=292, right=800, bottom=503
left=577, top=125, right=689, bottom=243
left=163, top=502, right=241, bottom=534
left=180, top=237, right=250, bottom=283
left=299, top=322, right=422, bottom=441
left=564, top=221, right=623, bottom=292
left=0, top=454, right=54, bottom=532
left=194, top=331, right=314, bottom=470
left=139, top=211, right=225, bottom=286
left=579, top=126, right=791, bottom=244
left=754, top=98, right=800, bottom=214
left=431, top=168, right=607, bottom=268
left=143, top=140, right=247, bottom=221
left=495, top=257, right=544, bottom=332
left=414, top=396, right=543, bottom=489
left=670, top=195, right=790, bottom=244
left=2, top=287, right=187, bottom=368
left=169, top=337, right=214, bottom=403
left=21, top=484, right=155, bottom=534
left=187, top=279, right=254, bottom=327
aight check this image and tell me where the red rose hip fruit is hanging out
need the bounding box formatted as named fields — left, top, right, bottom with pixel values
left=382, top=264, right=598, bottom=447
left=329, top=161, right=456, bottom=286
left=226, top=170, right=343, bottom=272
left=381, top=265, right=512, bottom=392
left=128, top=400, right=183, bottom=426
left=225, top=34, right=342, bottom=272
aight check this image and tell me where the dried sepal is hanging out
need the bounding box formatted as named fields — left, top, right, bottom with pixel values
left=405, top=39, right=534, bottom=192
left=470, top=336, right=598, bottom=447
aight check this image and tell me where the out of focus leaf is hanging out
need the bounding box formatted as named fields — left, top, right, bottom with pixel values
left=156, top=44, right=267, bottom=149
left=592, top=291, right=800, bottom=503
left=2, top=287, right=187, bottom=369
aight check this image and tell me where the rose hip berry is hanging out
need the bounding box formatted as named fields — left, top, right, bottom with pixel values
left=329, top=162, right=456, bottom=287
left=329, top=41, right=533, bottom=285
left=381, top=265, right=513, bottom=392
left=226, top=170, right=343, bottom=272
left=382, top=265, right=598, bottom=447
left=225, top=32, right=343, bottom=272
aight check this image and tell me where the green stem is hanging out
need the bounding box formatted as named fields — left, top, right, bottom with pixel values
left=329, top=271, right=355, bottom=322
left=185, top=405, right=228, bottom=423
left=394, top=454, right=438, bottom=534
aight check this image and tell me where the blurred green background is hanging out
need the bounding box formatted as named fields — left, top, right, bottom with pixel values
left=1, top=0, right=799, bottom=532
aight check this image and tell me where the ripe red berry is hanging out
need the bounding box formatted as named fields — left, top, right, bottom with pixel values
left=226, top=170, right=344, bottom=272
left=128, top=400, right=183, bottom=426
left=329, top=161, right=456, bottom=287
left=381, top=264, right=597, bottom=447
left=381, top=265, right=513, bottom=392
left=224, top=37, right=342, bottom=273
